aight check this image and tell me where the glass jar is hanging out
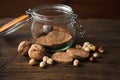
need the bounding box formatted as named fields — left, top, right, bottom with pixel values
left=26, top=4, right=85, bottom=52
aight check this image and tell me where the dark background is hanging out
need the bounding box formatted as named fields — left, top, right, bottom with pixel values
left=0, top=0, right=120, bottom=19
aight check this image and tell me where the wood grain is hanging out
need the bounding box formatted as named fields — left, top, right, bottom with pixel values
left=0, top=0, right=120, bottom=18
left=0, top=18, right=120, bottom=80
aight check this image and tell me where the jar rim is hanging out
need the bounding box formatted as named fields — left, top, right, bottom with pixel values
left=30, top=4, right=73, bottom=21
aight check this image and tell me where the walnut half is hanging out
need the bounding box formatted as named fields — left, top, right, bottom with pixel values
left=18, top=41, right=31, bottom=56
left=28, top=44, right=46, bottom=60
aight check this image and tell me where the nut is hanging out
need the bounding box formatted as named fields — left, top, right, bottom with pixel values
left=73, top=59, right=80, bottom=66
left=75, top=44, right=82, bottom=49
left=39, top=61, right=46, bottom=68
left=83, top=42, right=90, bottom=47
left=87, top=44, right=93, bottom=48
left=89, top=57, right=96, bottom=63
left=43, top=56, right=49, bottom=62
left=29, top=59, right=38, bottom=66
left=28, top=44, right=46, bottom=60
left=18, top=41, right=31, bottom=56
left=89, top=45, right=96, bottom=51
left=83, top=47, right=91, bottom=52
left=82, top=46, right=86, bottom=50
left=98, top=47, right=104, bottom=53
left=47, top=58, right=54, bottom=65
left=43, top=25, right=52, bottom=34
left=93, top=52, right=99, bottom=58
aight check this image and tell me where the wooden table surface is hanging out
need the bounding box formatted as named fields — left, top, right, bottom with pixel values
left=0, top=18, right=120, bottom=80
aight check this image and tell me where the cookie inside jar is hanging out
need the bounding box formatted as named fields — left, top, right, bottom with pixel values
left=29, top=4, right=78, bottom=52
left=33, top=24, right=74, bottom=52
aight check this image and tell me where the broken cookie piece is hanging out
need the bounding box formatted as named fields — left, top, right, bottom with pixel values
left=66, top=48, right=89, bottom=59
left=35, top=30, right=72, bottom=47
left=51, top=52, right=73, bottom=64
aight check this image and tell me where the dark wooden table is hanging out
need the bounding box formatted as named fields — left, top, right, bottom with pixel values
left=0, top=18, right=120, bottom=80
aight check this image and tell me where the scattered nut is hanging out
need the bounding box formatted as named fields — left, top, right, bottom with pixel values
left=89, top=57, right=96, bottom=63
left=43, top=56, right=49, bottom=62
left=87, top=44, right=93, bottom=48
left=73, top=59, right=80, bottom=66
left=89, top=45, right=96, bottom=51
left=75, top=44, right=82, bottom=49
left=18, top=39, right=105, bottom=68
left=18, top=41, right=31, bottom=56
left=83, top=47, right=91, bottom=52
left=43, top=25, right=52, bottom=34
left=98, top=47, right=104, bottom=53
left=47, top=58, right=54, bottom=65
left=29, top=59, right=38, bottom=66
left=93, top=52, right=99, bottom=58
left=28, top=44, right=46, bottom=60
left=83, top=42, right=90, bottom=47
left=39, top=61, right=46, bottom=68
left=82, top=46, right=86, bottom=50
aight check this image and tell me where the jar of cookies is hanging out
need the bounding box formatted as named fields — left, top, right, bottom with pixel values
left=26, top=4, right=85, bottom=52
